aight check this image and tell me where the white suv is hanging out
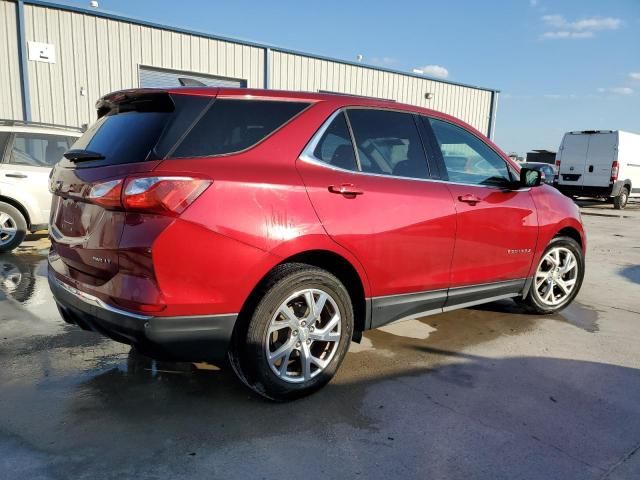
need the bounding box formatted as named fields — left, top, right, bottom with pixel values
left=0, top=120, right=81, bottom=252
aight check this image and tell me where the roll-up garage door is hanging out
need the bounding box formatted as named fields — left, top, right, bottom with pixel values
left=139, top=66, right=246, bottom=88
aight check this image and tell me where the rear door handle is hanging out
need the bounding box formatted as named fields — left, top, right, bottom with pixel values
left=5, top=173, right=28, bottom=179
left=458, top=194, right=482, bottom=205
left=328, top=184, right=364, bottom=197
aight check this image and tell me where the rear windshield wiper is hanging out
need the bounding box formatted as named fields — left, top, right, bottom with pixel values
left=63, top=149, right=106, bottom=162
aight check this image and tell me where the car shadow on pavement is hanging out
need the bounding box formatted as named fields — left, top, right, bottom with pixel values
left=2, top=291, right=640, bottom=478
left=619, top=265, right=640, bottom=285
left=24, top=340, right=638, bottom=479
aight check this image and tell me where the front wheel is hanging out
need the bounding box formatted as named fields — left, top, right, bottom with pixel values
left=230, top=263, right=353, bottom=401
left=524, top=236, right=584, bottom=314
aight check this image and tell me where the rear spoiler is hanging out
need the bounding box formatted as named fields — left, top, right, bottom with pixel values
left=96, top=89, right=174, bottom=118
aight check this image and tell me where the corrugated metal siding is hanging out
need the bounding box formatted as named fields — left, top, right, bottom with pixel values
left=138, top=66, right=244, bottom=88
left=270, top=51, right=493, bottom=134
left=8, top=1, right=494, bottom=133
left=0, top=0, right=23, bottom=120
left=22, top=3, right=264, bottom=126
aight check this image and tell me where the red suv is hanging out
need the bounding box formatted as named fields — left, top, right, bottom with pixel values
left=48, top=88, right=585, bottom=400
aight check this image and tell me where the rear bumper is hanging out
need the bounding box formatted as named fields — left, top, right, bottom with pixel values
left=554, top=181, right=625, bottom=198
left=48, top=269, right=237, bottom=364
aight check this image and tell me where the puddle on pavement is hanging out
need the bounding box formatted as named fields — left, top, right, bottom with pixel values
left=343, top=298, right=601, bottom=378
left=377, top=319, right=437, bottom=339
left=552, top=302, right=600, bottom=333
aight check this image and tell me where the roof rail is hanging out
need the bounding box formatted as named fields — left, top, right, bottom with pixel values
left=318, top=90, right=397, bottom=102
left=0, top=119, right=85, bottom=132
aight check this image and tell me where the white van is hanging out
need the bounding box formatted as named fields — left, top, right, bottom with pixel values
left=555, top=130, right=640, bottom=209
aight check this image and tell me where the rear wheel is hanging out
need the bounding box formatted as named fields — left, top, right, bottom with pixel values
left=613, top=187, right=629, bottom=210
left=524, top=236, right=584, bottom=314
left=0, top=202, right=27, bottom=253
left=230, top=263, right=353, bottom=401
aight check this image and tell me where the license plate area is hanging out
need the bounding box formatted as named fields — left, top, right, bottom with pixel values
left=562, top=174, right=581, bottom=181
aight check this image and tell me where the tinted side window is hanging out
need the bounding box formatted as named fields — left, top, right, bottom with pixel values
left=347, top=109, right=430, bottom=179
left=173, top=100, right=309, bottom=157
left=428, top=118, right=511, bottom=186
left=10, top=133, right=75, bottom=167
left=312, top=112, right=357, bottom=171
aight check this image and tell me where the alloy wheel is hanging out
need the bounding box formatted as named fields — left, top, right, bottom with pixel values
left=534, top=247, right=579, bottom=306
left=0, top=212, right=18, bottom=247
left=266, top=288, right=342, bottom=383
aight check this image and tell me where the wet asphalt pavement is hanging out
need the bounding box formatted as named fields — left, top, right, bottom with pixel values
left=1, top=201, right=639, bottom=480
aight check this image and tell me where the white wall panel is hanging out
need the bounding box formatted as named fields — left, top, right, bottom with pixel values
left=0, top=0, right=23, bottom=120
left=7, top=1, right=494, bottom=134
left=270, top=49, right=495, bottom=134
left=22, top=3, right=263, bottom=126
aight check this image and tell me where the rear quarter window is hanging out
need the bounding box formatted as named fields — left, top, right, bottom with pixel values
left=171, top=99, right=309, bottom=158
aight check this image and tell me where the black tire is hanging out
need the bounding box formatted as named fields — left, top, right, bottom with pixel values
left=523, top=236, right=584, bottom=314
left=0, top=254, right=36, bottom=302
left=613, top=187, right=629, bottom=210
left=230, top=263, right=353, bottom=401
left=0, top=202, right=27, bottom=253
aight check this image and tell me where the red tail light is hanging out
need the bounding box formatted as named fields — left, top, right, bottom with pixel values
left=85, top=176, right=211, bottom=215
left=123, top=177, right=211, bottom=215
left=554, top=160, right=561, bottom=181
left=610, top=161, right=619, bottom=182
left=87, top=179, right=123, bottom=208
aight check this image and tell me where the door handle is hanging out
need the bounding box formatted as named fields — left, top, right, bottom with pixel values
left=458, top=194, right=482, bottom=205
left=5, top=173, right=28, bottom=179
left=328, top=184, right=364, bottom=197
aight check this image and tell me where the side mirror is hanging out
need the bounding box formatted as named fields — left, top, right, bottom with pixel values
left=520, top=167, right=542, bottom=188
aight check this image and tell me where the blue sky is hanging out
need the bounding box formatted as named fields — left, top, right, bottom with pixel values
left=55, top=0, right=639, bottom=155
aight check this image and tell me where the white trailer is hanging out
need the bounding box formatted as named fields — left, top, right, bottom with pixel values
left=555, top=130, right=640, bottom=209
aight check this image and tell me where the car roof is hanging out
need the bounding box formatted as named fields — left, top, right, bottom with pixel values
left=0, top=119, right=83, bottom=136
left=105, top=87, right=474, bottom=131
left=98, top=87, right=517, bottom=170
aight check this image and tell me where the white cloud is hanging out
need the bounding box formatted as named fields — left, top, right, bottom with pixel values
left=370, top=57, right=396, bottom=66
left=543, top=93, right=578, bottom=99
left=541, top=31, right=593, bottom=39
left=629, top=72, right=640, bottom=81
left=540, top=14, right=621, bottom=39
left=413, top=65, right=449, bottom=79
left=598, top=87, right=634, bottom=95
left=570, top=17, right=621, bottom=31
left=610, top=87, right=634, bottom=95
left=530, top=0, right=538, bottom=7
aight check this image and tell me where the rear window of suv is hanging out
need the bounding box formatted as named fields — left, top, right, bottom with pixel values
left=171, top=100, right=309, bottom=158
left=63, top=95, right=309, bottom=168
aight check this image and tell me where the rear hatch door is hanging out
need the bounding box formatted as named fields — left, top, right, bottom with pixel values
left=583, top=132, right=617, bottom=187
left=49, top=89, right=214, bottom=283
left=558, top=133, right=589, bottom=185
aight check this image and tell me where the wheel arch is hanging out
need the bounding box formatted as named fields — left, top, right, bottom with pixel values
left=236, top=248, right=369, bottom=343
left=279, top=250, right=367, bottom=340
left=556, top=226, right=583, bottom=248
left=0, top=195, right=31, bottom=228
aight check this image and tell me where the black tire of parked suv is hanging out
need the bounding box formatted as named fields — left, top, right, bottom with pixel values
left=523, top=236, right=584, bottom=314
left=0, top=202, right=27, bottom=253
left=613, top=187, right=629, bottom=210
left=230, top=263, right=354, bottom=401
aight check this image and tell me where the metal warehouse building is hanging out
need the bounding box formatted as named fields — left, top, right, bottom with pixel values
left=0, top=0, right=498, bottom=136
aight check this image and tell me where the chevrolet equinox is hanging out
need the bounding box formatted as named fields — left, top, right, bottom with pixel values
left=48, top=88, right=586, bottom=400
